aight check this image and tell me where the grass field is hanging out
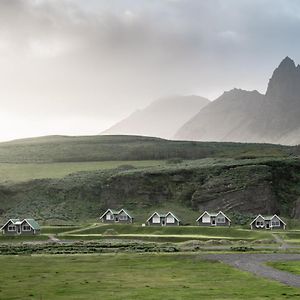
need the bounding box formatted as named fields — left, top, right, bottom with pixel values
left=0, top=135, right=292, bottom=164
left=71, top=224, right=273, bottom=240
left=0, top=254, right=298, bottom=300
left=0, top=160, right=162, bottom=183
left=0, top=235, right=49, bottom=243
left=268, top=261, right=300, bottom=275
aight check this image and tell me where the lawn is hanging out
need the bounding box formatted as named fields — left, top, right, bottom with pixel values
left=0, top=160, right=162, bottom=183
left=0, top=235, right=49, bottom=243
left=0, top=254, right=299, bottom=300
left=268, top=261, right=300, bottom=276
left=72, top=224, right=273, bottom=240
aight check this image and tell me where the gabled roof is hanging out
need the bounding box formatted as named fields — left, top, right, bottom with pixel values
left=118, top=209, right=133, bottom=219
left=270, top=214, right=286, bottom=225
left=250, top=214, right=264, bottom=225
left=0, top=219, right=20, bottom=230
left=165, top=211, right=180, bottom=222
left=146, top=211, right=180, bottom=222
left=146, top=211, right=160, bottom=222
left=250, top=214, right=286, bottom=225
left=99, top=208, right=133, bottom=220
left=196, top=211, right=230, bottom=222
left=0, top=218, right=40, bottom=230
left=23, top=219, right=40, bottom=230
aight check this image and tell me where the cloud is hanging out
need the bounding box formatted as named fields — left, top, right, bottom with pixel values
left=0, top=0, right=299, bottom=140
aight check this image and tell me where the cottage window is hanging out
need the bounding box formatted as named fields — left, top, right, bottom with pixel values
left=202, top=216, right=210, bottom=223
left=106, top=213, right=113, bottom=220
left=8, top=225, right=16, bottom=231
left=152, top=216, right=160, bottom=223
left=271, top=220, right=280, bottom=227
left=256, top=221, right=264, bottom=227
left=119, top=215, right=128, bottom=220
left=22, top=225, right=31, bottom=231
left=166, top=216, right=175, bottom=223
left=217, top=217, right=225, bottom=223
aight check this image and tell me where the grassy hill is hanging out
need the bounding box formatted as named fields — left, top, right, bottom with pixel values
left=1, top=156, right=300, bottom=224
left=0, top=135, right=294, bottom=163
left=0, top=135, right=299, bottom=224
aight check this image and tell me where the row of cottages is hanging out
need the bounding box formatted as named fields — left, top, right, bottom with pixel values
left=250, top=214, right=286, bottom=230
left=99, top=209, right=231, bottom=227
left=99, top=209, right=134, bottom=223
left=0, top=219, right=40, bottom=235
left=99, top=209, right=287, bottom=229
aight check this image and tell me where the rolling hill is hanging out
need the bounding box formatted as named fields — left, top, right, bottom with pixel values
left=0, top=134, right=294, bottom=163
left=0, top=134, right=299, bottom=223
left=102, top=95, right=210, bottom=139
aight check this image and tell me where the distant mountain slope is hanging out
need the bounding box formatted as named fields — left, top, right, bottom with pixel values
left=175, top=57, right=300, bottom=145
left=0, top=135, right=293, bottom=163
left=102, top=96, right=210, bottom=139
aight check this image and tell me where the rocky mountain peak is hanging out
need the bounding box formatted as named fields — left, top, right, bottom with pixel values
left=266, top=56, right=300, bottom=101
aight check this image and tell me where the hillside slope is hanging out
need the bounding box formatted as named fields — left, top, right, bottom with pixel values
left=175, top=57, right=300, bottom=145
left=102, top=96, right=210, bottom=139
left=1, top=158, right=300, bottom=223
left=0, top=135, right=293, bottom=163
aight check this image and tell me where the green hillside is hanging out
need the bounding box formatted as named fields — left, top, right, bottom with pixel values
left=0, top=135, right=294, bottom=163
left=1, top=156, right=300, bottom=224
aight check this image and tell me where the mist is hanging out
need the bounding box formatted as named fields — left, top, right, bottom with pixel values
left=1, top=0, right=300, bottom=141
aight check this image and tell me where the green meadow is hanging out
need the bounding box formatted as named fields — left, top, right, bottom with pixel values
left=0, top=254, right=299, bottom=300
left=0, top=160, right=162, bottom=183
left=268, top=261, right=300, bottom=276
left=70, top=224, right=272, bottom=240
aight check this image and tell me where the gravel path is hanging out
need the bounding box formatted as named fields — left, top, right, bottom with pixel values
left=204, top=253, right=300, bottom=288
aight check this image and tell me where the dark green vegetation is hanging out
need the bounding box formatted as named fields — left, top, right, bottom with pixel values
left=0, top=135, right=300, bottom=224
left=1, top=156, right=300, bottom=223
left=0, top=254, right=299, bottom=300
left=268, top=261, right=300, bottom=275
left=0, top=135, right=294, bottom=163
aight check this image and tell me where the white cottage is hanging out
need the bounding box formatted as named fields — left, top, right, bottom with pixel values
left=250, top=214, right=286, bottom=230
left=196, top=211, right=231, bottom=227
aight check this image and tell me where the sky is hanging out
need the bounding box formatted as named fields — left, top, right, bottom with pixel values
left=0, top=0, right=300, bottom=141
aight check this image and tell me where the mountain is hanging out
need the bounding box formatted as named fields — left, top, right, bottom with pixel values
left=175, top=57, right=300, bottom=145
left=102, top=95, right=210, bottom=139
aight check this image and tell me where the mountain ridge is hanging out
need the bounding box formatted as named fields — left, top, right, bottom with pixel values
left=175, top=57, right=300, bottom=145
left=102, top=95, right=210, bottom=139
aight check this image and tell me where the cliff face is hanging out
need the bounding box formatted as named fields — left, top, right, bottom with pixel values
left=1, top=158, right=300, bottom=223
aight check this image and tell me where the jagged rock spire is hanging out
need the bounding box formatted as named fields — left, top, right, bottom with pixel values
left=266, top=56, right=300, bottom=101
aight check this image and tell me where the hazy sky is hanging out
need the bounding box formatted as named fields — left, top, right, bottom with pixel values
left=0, top=0, right=300, bottom=141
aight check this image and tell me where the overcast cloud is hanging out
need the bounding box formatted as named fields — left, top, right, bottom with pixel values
left=0, top=0, right=300, bottom=141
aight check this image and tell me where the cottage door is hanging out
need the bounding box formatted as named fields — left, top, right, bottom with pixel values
left=17, top=226, right=21, bottom=234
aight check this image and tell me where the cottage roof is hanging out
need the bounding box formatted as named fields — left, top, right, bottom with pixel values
left=146, top=211, right=180, bottom=222
left=250, top=214, right=286, bottom=225
left=24, top=219, right=40, bottom=230
left=99, top=208, right=133, bottom=220
left=0, top=218, right=40, bottom=230
left=196, top=211, right=231, bottom=222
